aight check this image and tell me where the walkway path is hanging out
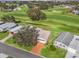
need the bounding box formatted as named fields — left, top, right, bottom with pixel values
left=0, top=34, right=13, bottom=43
left=32, top=42, right=45, bottom=55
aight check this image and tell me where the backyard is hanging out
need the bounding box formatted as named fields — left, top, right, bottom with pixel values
left=0, top=5, right=79, bottom=58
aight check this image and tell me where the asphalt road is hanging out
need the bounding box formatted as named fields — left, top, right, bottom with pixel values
left=0, top=42, right=42, bottom=58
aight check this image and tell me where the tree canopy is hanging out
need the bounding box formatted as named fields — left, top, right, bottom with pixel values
left=1, top=15, right=16, bottom=23
left=27, top=6, right=47, bottom=21
left=14, top=25, right=39, bottom=46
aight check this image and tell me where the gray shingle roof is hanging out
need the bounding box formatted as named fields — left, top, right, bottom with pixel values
left=69, top=36, right=79, bottom=54
left=0, top=23, right=17, bottom=30
left=55, top=32, right=74, bottom=46
left=65, top=35, right=79, bottom=58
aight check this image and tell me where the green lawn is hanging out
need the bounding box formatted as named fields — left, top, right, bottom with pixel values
left=6, top=38, right=33, bottom=51
left=0, top=32, right=9, bottom=40
left=41, top=47, right=67, bottom=58
left=0, top=5, right=79, bottom=58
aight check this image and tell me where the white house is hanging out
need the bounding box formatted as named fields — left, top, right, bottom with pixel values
left=0, top=22, right=17, bottom=32
left=73, top=10, right=79, bottom=15
left=9, top=25, right=23, bottom=34
left=13, top=7, right=21, bottom=11
left=66, top=35, right=79, bottom=58
left=54, top=32, right=74, bottom=49
left=54, top=32, right=79, bottom=58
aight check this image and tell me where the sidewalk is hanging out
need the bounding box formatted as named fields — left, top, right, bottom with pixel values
left=0, top=34, right=13, bottom=43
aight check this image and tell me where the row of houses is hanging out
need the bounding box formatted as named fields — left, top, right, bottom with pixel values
left=65, top=5, right=79, bottom=15
left=54, top=32, right=79, bottom=58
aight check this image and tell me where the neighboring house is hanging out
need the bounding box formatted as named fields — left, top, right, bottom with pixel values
left=13, top=7, right=21, bottom=11
left=73, top=10, right=79, bottom=15
left=65, top=5, right=72, bottom=9
left=0, top=22, right=17, bottom=32
left=54, top=32, right=74, bottom=49
left=65, top=5, right=76, bottom=9
left=9, top=25, right=23, bottom=34
left=54, top=32, right=79, bottom=58
left=65, top=51, right=79, bottom=58
left=66, top=35, right=79, bottom=58
left=36, top=28, right=51, bottom=44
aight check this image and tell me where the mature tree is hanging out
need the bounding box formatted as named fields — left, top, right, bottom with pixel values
left=1, top=15, right=16, bottom=23
left=14, top=25, right=39, bottom=46
left=27, top=6, right=47, bottom=21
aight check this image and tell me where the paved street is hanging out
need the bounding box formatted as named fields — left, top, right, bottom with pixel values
left=0, top=42, right=42, bottom=58
left=0, top=53, right=8, bottom=58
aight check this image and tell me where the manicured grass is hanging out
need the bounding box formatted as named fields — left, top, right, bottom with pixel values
left=0, top=32, right=9, bottom=40
left=41, top=47, right=67, bottom=58
left=1, top=5, right=79, bottom=58
left=6, top=38, right=33, bottom=51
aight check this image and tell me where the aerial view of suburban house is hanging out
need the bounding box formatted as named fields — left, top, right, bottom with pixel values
left=0, top=22, right=17, bottom=32
left=54, top=32, right=74, bottom=49
left=0, top=0, right=79, bottom=58
left=9, top=25, right=23, bottom=34
left=54, top=32, right=79, bottom=58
